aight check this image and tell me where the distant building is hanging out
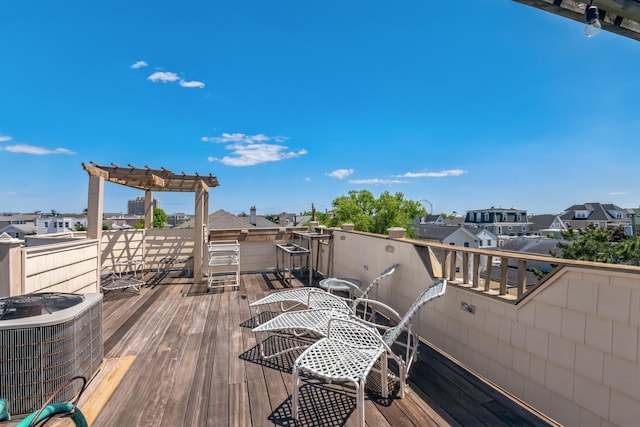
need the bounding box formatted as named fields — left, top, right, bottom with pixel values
left=415, top=214, right=446, bottom=225
left=558, top=202, right=629, bottom=230
left=35, top=214, right=87, bottom=234
left=0, top=223, right=36, bottom=239
left=127, top=197, right=160, bottom=215
left=529, top=214, right=566, bottom=238
left=411, top=224, right=497, bottom=249
left=464, top=207, right=532, bottom=237
left=167, top=213, right=191, bottom=227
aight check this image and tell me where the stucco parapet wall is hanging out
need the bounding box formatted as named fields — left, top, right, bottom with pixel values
left=387, top=227, right=406, bottom=239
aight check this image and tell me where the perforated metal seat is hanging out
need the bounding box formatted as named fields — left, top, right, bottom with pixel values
left=291, top=279, right=447, bottom=427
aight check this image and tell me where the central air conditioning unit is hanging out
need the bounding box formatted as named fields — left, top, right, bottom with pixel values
left=0, top=292, right=103, bottom=416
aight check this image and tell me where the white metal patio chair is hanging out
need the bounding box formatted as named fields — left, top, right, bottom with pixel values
left=249, top=264, right=398, bottom=317
left=252, top=290, right=355, bottom=359
left=291, top=278, right=447, bottom=427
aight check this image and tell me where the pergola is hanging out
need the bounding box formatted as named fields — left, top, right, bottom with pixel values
left=82, top=162, right=219, bottom=283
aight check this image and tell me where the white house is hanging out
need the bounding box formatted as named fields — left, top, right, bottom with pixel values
left=36, top=215, right=88, bottom=234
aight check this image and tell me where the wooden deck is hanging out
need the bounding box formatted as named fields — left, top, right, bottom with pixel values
left=87, top=271, right=560, bottom=427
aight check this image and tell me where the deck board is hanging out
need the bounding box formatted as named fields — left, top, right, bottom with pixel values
left=86, top=271, right=560, bottom=427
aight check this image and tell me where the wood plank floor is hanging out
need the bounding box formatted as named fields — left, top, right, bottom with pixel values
left=88, top=271, right=561, bottom=427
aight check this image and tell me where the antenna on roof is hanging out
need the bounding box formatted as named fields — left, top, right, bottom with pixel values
left=128, top=164, right=136, bottom=169
left=111, top=163, right=120, bottom=168
left=144, top=165, right=151, bottom=170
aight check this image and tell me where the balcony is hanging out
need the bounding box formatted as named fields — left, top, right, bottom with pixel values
left=2, top=225, right=640, bottom=426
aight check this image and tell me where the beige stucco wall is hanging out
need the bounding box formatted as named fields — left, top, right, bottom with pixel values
left=425, top=267, right=640, bottom=427
left=22, top=239, right=99, bottom=294
left=0, top=239, right=23, bottom=297
left=100, top=229, right=145, bottom=268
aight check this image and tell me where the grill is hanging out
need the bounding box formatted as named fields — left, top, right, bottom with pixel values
left=0, top=292, right=103, bottom=415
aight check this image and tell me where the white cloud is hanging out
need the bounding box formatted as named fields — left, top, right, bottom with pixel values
left=398, top=169, right=467, bottom=178
left=0, top=191, right=17, bottom=196
left=147, top=71, right=180, bottom=83
left=179, top=79, right=205, bottom=88
left=218, top=143, right=307, bottom=166
left=0, top=144, right=76, bottom=155
left=202, top=133, right=286, bottom=144
left=131, top=61, right=148, bottom=69
left=0, top=136, right=12, bottom=142
left=326, top=169, right=354, bottom=179
left=348, top=178, right=406, bottom=185
left=205, top=133, right=303, bottom=166
left=608, top=191, right=628, bottom=196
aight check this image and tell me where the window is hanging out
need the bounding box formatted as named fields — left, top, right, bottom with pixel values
left=508, top=226, right=513, bottom=230
left=516, top=214, right=522, bottom=222
left=478, top=240, right=483, bottom=247
left=44, top=222, right=48, bottom=227
left=488, top=239, right=493, bottom=246
left=64, top=222, right=69, bottom=228
left=476, top=213, right=482, bottom=222
left=503, top=213, right=508, bottom=222
left=58, top=222, right=63, bottom=228
left=484, top=212, right=489, bottom=221
left=464, top=242, right=469, bottom=247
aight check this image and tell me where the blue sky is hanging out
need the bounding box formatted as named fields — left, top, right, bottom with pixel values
left=1, top=1, right=639, bottom=217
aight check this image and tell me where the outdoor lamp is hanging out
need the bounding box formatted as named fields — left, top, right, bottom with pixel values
left=585, top=3, right=602, bottom=37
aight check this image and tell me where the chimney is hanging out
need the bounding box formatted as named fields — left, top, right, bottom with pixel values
left=250, top=206, right=256, bottom=226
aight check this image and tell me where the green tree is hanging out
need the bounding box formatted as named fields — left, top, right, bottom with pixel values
left=265, top=214, right=279, bottom=224
left=74, top=222, right=87, bottom=231
left=133, top=208, right=168, bottom=229
left=153, top=208, right=167, bottom=229
left=327, top=190, right=424, bottom=237
left=550, top=223, right=635, bottom=264
left=303, top=210, right=330, bottom=224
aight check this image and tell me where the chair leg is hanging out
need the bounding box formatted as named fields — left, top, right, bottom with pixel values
left=356, top=380, right=365, bottom=427
left=292, top=367, right=300, bottom=420
left=398, top=362, right=406, bottom=399
left=381, top=352, right=389, bottom=399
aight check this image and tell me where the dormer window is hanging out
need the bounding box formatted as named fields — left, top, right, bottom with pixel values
left=483, top=212, right=489, bottom=221
left=575, top=210, right=590, bottom=219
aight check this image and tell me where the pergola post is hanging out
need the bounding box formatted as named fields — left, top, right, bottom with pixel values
left=144, top=190, right=153, bottom=230
left=87, top=174, right=104, bottom=242
left=194, top=183, right=207, bottom=284
left=87, top=173, right=104, bottom=285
